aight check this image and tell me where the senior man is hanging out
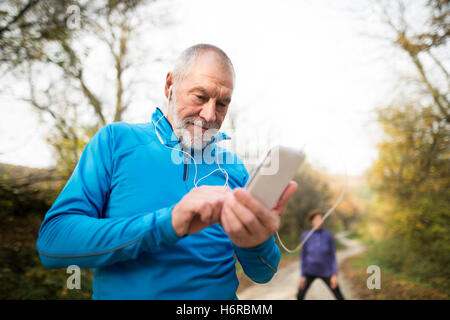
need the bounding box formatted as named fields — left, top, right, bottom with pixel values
left=36, top=44, right=298, bottom=299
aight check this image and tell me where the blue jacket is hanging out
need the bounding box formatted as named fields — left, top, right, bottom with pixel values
left=300, top=229, right=338, bottom=278
left=36, top=107, right=280, bottom=299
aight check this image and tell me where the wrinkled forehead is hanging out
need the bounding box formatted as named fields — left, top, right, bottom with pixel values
left=180, top=51, right=234, bottom=95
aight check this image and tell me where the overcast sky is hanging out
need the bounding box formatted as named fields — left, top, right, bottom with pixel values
left=0, top=0, right=408, bottom=175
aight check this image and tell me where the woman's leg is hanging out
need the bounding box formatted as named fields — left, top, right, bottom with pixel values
left=296, top=275, right=316, bottom=300
left=321, top=276, right=345, bottom=300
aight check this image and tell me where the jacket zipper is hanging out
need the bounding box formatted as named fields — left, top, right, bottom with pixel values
left=183, top=157, right=189, bottom=181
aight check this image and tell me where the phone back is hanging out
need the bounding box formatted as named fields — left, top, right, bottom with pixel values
left=245, top=145, right=305, bottom=210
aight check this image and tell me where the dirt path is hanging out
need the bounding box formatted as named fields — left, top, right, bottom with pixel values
left=237, top=231, right=366, bottom=300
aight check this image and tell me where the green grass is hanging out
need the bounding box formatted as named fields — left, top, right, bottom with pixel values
left=350, top=240, right=449, bottom=298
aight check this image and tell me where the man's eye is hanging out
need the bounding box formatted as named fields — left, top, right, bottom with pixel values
left=195, top=95, right=207, bottom=101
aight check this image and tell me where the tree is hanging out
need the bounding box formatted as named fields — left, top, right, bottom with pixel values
left=0, top=0, right=74, bottom=68
left=375, top=0, right=449, bottom=121
left=1, top=0, right=169, bottom=176
left=366, top=0, right=449, bottom=289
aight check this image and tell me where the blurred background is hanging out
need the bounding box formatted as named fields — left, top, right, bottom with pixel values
left=0, top=0, right=448, bottom=299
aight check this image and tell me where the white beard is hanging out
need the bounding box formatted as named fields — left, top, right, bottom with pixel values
left=169, top=95, right=219, bottom=151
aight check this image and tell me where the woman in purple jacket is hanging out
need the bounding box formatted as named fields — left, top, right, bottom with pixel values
left=297, top=209, right=345, bottom=300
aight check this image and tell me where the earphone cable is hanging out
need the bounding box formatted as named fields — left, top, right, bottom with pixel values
left=152, top=112, right=229, bottom=189
left=274, top=151, right=348, bottom=253
left=154, top=109, right=345, bottom=253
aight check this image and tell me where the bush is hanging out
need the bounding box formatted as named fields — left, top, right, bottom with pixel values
left=365, top=237, right=450, bottom=296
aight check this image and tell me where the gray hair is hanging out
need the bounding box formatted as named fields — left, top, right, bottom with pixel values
left=171, top=44, right=235, bottom=89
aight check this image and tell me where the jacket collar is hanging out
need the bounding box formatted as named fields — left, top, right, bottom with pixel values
left=151, top=107, right=231, bottom=149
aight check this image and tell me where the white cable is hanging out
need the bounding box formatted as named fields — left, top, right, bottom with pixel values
left=155, top=109, right=345, bottom=253
left=152, top=112, right=229, bottom=189
left=275, top=152, right=348, bottom=253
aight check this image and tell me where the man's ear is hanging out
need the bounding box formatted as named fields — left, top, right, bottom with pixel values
left=165, top=72, right=174, bottom=100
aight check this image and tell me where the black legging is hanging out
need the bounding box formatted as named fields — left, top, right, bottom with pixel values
left=297, top=274, right=345, bottom=300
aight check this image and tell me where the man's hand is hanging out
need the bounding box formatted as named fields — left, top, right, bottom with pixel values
left=220, top=181, right=298, bottom=248
left=172, top=186, right=231, bottom=237
left=330, top=274, right=338, bottom=289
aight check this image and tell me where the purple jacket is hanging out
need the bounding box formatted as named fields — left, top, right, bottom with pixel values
left=300, top=229, right=338, bottom=277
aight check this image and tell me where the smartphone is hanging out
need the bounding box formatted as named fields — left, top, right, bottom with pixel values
left=245, top=145, right=305, bottom=210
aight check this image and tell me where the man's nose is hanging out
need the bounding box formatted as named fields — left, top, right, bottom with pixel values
left=199, top=100, right=216, bottom=123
